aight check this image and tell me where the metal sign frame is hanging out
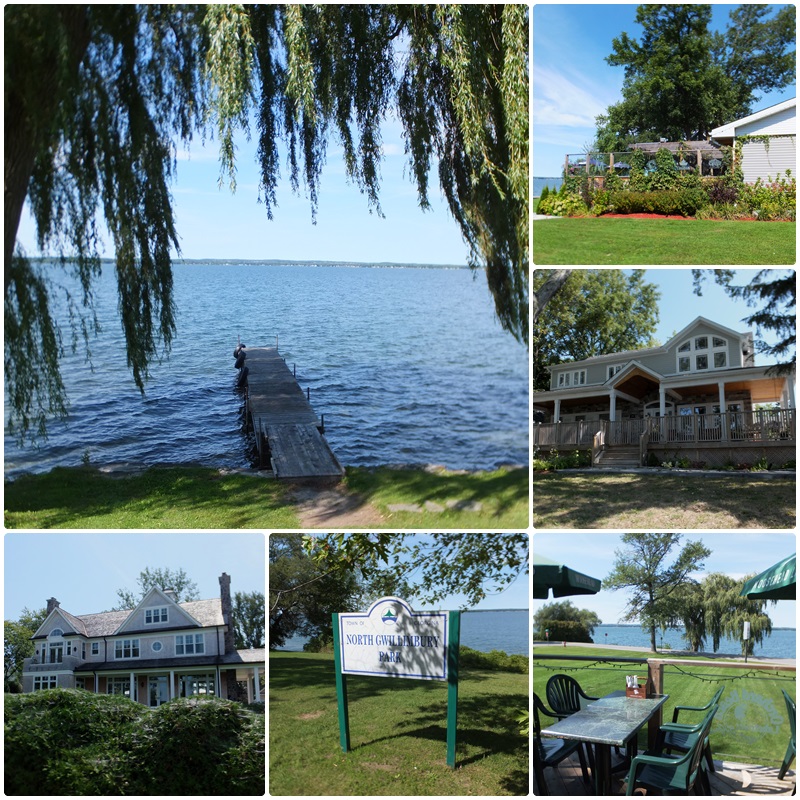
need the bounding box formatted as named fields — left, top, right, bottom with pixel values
left=332, top=597, right=461, bottom=768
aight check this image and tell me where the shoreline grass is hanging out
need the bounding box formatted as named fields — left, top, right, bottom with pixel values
left=533, top=472, right=795, bottom=528
left=533, top=217, right=796, bottom=264
left=533, top=644, right=795, bottom=768
left=269, top=651, right=528, bottom=795
left=3, top=464, right=529, bottom=529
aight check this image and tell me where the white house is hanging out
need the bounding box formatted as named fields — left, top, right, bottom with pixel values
left=711, top=98, right=796, bottom=183
left=22, top=573, right=264, bottom=705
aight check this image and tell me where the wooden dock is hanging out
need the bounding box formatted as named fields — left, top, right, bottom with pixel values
left=239, top=347, right=344, bottom=483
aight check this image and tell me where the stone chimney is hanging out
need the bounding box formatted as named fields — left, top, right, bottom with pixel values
left=219, top=573, right=235, bottom=654
left=46, top=598, right=60, bottom=614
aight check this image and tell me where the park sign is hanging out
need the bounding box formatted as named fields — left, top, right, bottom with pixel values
left=338, top=597, right=448, bottom=679
left=332, top=597, right=461, bottom=767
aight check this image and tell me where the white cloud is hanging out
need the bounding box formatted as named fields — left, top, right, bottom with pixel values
left=533, top=65, right=616, bottom=129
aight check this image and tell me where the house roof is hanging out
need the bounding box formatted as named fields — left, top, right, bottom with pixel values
left=33, top=598, right=224, bottom=639
left=711, top=98, right=796, bottom=138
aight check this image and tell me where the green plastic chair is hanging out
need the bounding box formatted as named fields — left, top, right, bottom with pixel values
left=778, top=690, right=796, bottom=781
left=661, top=686, right=724, bottom=773
left=545, top=673, right=599, bottom=717
left=625, top=706, right=717, bottom=795
left=533, top=692, right=590, bottom=795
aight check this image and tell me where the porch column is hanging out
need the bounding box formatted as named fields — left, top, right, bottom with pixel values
left=130, top=671, right=135, bottom=703
left=253, top=666, right=262, bottom=702
left=553, top=397, right=561, bottom=422
left=169, top=670, right=175, bottom=700
left=659, top=386, right=666, bottom=417
left=718, top=381, right=728, bottom=441
left=609, top=390, right=617, bottom=422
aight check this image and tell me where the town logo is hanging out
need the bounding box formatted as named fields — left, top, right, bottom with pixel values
left=382, top=608, right=398, bottom=625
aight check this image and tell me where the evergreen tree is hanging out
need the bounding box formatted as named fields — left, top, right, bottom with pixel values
left=5, top=5, right=529, bottom=441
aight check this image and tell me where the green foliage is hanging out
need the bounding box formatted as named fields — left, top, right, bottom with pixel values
left=607, top=189, right=708, bottom=216
left=536, top=191, right=588, bottom=217
left=604, top=532, right=712, bottom=651
left=533, top=619, right=594, bottom=643
left=539, top=185, right=550, bottom=202
left=6, top=5, right=530, bottom=442
left=458, top=645, right=528, bottom=674
left=647, top=148, right=680, bottom=190
left=233, top=591, right=266, bottom=649
left=4, top=607, right=48, bottom=691
left=740, top=174, right=797, bottom=221
left=4, top=691, right=264, bottom=796
left=114, top=566, right=200, bottom=611
left=533, top=600, right=603, bottom=641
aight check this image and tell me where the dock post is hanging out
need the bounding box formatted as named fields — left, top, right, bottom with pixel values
left=307, top=387, right=310, bottom=401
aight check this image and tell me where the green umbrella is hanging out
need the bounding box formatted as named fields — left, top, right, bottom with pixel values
left=532, top=554, right=602, bottom=599
left=740, top=554, right=796, bottom=600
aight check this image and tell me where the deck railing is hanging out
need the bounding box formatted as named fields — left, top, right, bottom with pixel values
left=534, top=409, right=796, bottom=449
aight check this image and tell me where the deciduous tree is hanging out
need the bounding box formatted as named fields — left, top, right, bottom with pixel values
left=604, top=532, right=711, bottom=652
left=113, top=567, right=200, bottom=610
left=233, top=591, right=266, bottom=649
left=5, top=5, right=529, bottom=441
left=533, top=600, right=602, bottom=638
left=4, top=607, right=48, bottom=691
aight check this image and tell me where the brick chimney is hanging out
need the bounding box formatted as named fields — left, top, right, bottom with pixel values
left=46, top=598, right=60, bottom=614
left=219, top=573, right=235, bottom=654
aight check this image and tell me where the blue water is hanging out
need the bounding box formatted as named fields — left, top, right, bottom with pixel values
left=585, top=625, right=796, bottom=659
left=279, top=609, right=529, bottom=656
left=533, top=176, right=563, bottom=197
left=4, top=261, right=528, bottom=477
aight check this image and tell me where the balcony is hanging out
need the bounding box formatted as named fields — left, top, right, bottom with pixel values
left=24, top=655, right=82, bottom=672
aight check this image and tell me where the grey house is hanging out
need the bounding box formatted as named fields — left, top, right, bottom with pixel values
left=23, top=573, right=264, bottom=706
left=533, top=316, right=796, bottom=468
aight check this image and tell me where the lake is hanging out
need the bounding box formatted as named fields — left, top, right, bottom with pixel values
left=582, top=625, right=796, bottom=659
left=279, top=609, right=529, bottom=656
left=533, top=177, right=563, bottom=197
left=4, top=261, right=528, bottom=477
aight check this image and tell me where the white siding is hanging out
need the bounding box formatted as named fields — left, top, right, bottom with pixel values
left=741, top=137, right=796, bottom=183
left=738, top=105, right=796, bottom=136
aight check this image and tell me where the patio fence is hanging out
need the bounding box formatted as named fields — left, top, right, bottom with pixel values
left=564, top=148, right=727, bottom=181
left=534, top=653, right=796, bottom=766
left=533, top=409, right=797, bottom=450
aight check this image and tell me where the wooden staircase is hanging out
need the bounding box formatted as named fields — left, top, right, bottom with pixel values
left=595, top=445, right=641, bottom=469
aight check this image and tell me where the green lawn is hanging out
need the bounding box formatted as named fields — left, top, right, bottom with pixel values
left=533, top=645, right=796, bottom=768
left=269, top=652, right=528, bottom=795
left=533, top=472, right=795, bottom=528
left=3, top=464, right=529, bottom=529
left=533, top=217, right=796, bottom=264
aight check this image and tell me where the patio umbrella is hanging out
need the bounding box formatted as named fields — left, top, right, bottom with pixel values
left=533, top=554, right=602, bottom=599
left=740, top=554, right=796, bottom=600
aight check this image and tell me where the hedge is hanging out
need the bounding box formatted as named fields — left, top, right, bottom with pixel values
left=606, top=189, right=708, bottom=216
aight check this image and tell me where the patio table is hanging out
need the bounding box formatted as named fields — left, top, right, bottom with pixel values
left=541, top=690, right=669, bottom=795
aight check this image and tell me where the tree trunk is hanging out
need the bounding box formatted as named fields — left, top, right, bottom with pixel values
left=532, top=269, right=571, bottom=326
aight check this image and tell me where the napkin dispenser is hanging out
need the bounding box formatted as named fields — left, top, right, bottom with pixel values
left=625, top=675, right=650, bottom=698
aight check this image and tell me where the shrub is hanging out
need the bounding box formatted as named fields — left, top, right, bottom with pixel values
left=537, top=191, right=588, bottom=217
left=533, top=620, right=593, bottom=643
left=706, top=179, right=740, bottom=204
left=607, top=189, right=707, bottom=216
left=539, top=185, right=550, bottom=202
left=459, top=646, right=528, bottom=674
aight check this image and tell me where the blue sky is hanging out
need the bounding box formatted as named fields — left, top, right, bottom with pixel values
left=15, top=114, right=469, bottom=265
left=4, top=533, right=265, bottom=620
left=533, top=531, right=796, bottom=628
left=533, top=3, right=797, bottom=176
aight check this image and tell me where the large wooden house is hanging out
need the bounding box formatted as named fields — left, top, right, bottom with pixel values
left=22, top=573, right=264, bottom=705
left=533, top=317, right=796, bottom=469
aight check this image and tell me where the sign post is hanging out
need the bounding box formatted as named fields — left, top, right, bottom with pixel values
left=332, top=597, right=460, bottom=768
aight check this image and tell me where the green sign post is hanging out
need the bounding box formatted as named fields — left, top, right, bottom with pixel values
left=332, top=597, right=461, bottom=768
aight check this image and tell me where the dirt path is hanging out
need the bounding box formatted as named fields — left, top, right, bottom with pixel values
left=288, top=484, right=385, bottom=528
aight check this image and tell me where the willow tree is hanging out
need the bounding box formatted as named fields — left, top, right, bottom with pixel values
left=5, top=4, right=529, bottom=440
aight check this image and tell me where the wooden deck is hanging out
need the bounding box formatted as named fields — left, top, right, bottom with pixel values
left=538, top=751, right=796, bottom=796
left=241, top=347, right=344, bottom=483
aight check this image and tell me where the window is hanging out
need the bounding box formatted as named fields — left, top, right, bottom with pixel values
left=574, top=370, right=586, bottom=386
left=713, top=336, right=726, bottom=348
left=91, top=642, right=99, bottom=656
left=679, top=357, right=690, bottom=372
left=180, top=674, right=216, bottom=698
left=676, top=333, right=729, bottom=373
left=34, top=675, right=58, bottom=691
left=145, top=607, right=168, bottom=624
left=696, top=355, right=708, bottom=370
left=607, top=365, right=623, bottom=380
left=107, top=677, right=131, bottom=697
left=714, top=352, right=727, bottom=368
left=695, top=336, right=708, bottom=350
left=115, top=639, right=140, bottom=659
left=50, top=628, right=63, bottom=637
left=557, top=372, right=569, bottom=387
left=152, top=641, right=163, bottom=653
left=677, top=340, right=691, bottom=352
left=176, top=634, right=205, bottom=655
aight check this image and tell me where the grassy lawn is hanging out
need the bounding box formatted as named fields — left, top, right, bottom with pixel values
left=533, top=472, right=795, bottom=528
left=532, top=217, right=796, bottom=264
left=533, top=645, right=795, bottom=768
left=3, top=464, right=529, bottom=529
left=345, top=466, right=529, bottom=529
left=269, top=652, right=528, bottom=795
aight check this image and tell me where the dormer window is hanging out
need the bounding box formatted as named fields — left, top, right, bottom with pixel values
left=557, top=369, right=586, bottom=387
left=145, top=607, right=168, bottom=624
left=676, top=334, right=729, bottom=373
left=607, top=365, right=623, bottom=380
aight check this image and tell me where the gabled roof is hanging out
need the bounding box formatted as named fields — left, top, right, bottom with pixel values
left=114, top=587, right=204, bottom=635
left=665, top=316, right=746, bottom=349
left=605, top=359, right=665, bottom=387
left=711, top=98, right=796, bottom=138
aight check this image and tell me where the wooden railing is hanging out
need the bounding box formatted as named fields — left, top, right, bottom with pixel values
left=534, top=409, right=796, bottom=450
